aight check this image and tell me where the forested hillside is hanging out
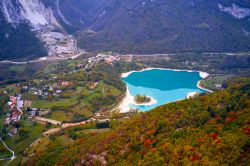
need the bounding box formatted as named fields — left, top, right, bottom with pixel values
left=1, top=0, right=250, bottom=60
left=30, top=78, right=250, bottom=165
left=64, top=0, right=250, bottom=53
left=0, top=11, right=47, bottom=61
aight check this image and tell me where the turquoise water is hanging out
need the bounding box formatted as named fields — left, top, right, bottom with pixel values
left=122, top=69, right=206, bottom=111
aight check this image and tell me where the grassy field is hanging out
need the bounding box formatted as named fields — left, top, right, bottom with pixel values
left=9, top=66, right=26, bottom=73
left=19, top=128, right=111, bottom=164
left=78, top=128, right=110, bottom=134
left=49, top=111, right=74, bottom=122
left=1, top=120, right=47, bottom=165
left=32, top=98, right=78, bottom=109
left=31, top=81, right=122, bottom=121
left=5, top=120, right=46, bottom=156
left=71, top=104, right=93, bottom=118
left=21, top=93, right=39, bottom=100
left=106, top=84, right=122, bottom=96
left=0, top=141, right=12, bottom=159
left=27, top=134, right=74, bottom=156
left=0, top=160, right=9, bottom=165
left=55, top=135, right=74, bottom=146
left=26, top=128, right=108, bottom=160
left=23, top=135, right=74, bottom=164
left=1, top=85, right=20, bottom=96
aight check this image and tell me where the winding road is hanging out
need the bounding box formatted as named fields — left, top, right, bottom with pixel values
left=42, top=119, right=93, bottom=136
left=0, top=138, right=15, bottom=163
left=0, top=52, right=84, bottom=65
left=1, top=52, right=246, bottom=65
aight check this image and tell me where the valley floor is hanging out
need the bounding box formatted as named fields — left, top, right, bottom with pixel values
left=0, top=51, right=249, bottom=165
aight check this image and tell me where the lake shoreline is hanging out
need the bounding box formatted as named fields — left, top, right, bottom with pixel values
left=121, top=67, right=209, bottom=79
left=119, top=67, right=212, bottom=113
left=119, top=86, right=157, bottom=113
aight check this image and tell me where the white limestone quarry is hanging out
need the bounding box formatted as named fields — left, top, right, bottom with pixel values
left=1, top=0, right=79, bottom=58
left=218, top=3, right=250, bottom=19
left=39, top=31, right=78, bottom=57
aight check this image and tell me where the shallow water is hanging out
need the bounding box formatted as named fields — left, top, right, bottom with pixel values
left=122, top=69, right=206, bottom=111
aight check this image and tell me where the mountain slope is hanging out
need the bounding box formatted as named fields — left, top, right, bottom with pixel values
left=31, top=78, right=250, bottom=165
left=53, top=0, right=250, bottom=54
left=0, top=4, right=47, bottom=60
left=1, top=0, right=250, bottom=60
left=0, top=0, right=80, bottom=60
left=0, top=0, right=53, bottom=60
left=0, top=22, right=47, bottom=61
left=71, top=0, right=250, bottom=53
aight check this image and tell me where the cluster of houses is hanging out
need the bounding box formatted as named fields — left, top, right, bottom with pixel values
left=88, top=54, right=120, bottom=66
left=120, top=54, right=133, bottom=62
left=27, top=108, right=51, bottom=119
left=5, top=94, right=23, bottom=135
left=29, top=85, right=61, bottom=97
left=21, top=81, right=72, bottom=98
left=3, top=93, right=52, bottom=135
left=86, top=54, right=133, bottom=69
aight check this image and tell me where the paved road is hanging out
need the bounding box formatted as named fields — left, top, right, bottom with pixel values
left=0, top=52, right=84, bottom=65
left=2, top=51, right=247, bottom=65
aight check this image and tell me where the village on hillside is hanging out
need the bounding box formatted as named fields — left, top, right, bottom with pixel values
left=4, top=94, right=23, bottom=135
left=1, top=53, right=134, bottom=137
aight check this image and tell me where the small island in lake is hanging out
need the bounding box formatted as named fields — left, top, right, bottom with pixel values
left=134, top=94, right=151, bottom=104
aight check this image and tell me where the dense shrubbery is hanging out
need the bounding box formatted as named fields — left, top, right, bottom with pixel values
left=0, top=93, right=9, bottom=139
left=134, top=94, right=151, bottom=104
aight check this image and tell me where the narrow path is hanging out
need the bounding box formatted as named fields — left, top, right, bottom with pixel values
left=42, top=119, right=93, bottom=136
left=35, top=117, right=62, bottom=126
left=0, top=138, right=15, bottom=163
left=61, top=119, right=92, bottom=128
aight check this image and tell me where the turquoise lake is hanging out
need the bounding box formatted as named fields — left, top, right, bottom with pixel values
left=122, top=69, right=206, bottom=111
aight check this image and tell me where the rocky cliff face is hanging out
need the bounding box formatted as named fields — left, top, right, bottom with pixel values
left=1, top=0, right=59, bottom=28
left=219, top=3, right=250, bottom=19
left=1, top=0, right=24, bottom=26
left=0, top=0, right=78, bottom=60
left=19, top=0, right=60, bottom=28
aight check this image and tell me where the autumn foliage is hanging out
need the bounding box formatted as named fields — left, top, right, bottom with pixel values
left=32, top=79, right=250, bottom=165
